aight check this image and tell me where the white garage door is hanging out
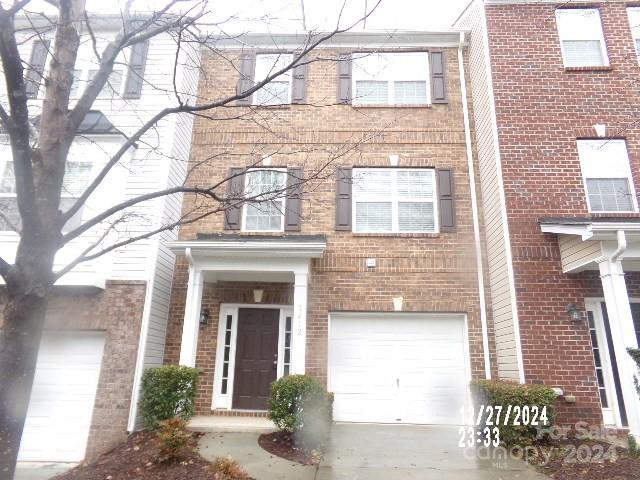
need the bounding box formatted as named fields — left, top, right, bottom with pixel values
left=329, top=313, right=469, bottom=425
left=18, top=331, right=106, bottom=462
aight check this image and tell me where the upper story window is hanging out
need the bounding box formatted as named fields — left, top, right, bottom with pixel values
left=0, top=153, right=94, bottom=231
left=628, top=7, right=640, bottom=62
left=351, top=52, right=430, bottom=106
left=253, top=54, right=293, bottom=106
left=27, top=38, right=148, bottom=100
left=555, top=9, right=609, bottom=68
left=242, top=168, right=287, bottom=231
left=577, top=139, right=637, bottom=213
left=352, top=168, right=437, bottom=233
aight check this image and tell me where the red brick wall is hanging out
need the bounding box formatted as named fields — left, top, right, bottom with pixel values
left=485, top=0, right=640, bottom=426
left=164, top=46, right=492, bottom=413
left=0, top=280, right=147, bottom=459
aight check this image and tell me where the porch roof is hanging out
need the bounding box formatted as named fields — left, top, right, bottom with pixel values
left=539, top=217, right=640, bottom=241
left=166, top=234, right=327, bottom=259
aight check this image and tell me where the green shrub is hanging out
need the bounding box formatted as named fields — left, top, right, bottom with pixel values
left=156, top=417, right=196, bottom=462
left=140, top=365, right=201, bottom=429
left=472, top=379, right=557, bottom=447
left=268, top=374, right=333, bottom=449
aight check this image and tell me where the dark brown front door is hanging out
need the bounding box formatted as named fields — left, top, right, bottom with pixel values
left=233, top=308, right=279, bottom=410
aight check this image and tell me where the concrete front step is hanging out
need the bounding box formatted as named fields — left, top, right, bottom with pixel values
left=188, top=415, right=276, bottom=433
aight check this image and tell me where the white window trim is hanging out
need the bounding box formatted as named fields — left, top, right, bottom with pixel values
left=628, top=7, right=640, bottom=63
left=351, top=51, right=431, bottom=106
left=555, top=8, right=610, bottom=68
left=577, top=140, right=638, bottom=214
left=252, top=53, right=293, bottom=106
left=351, top=167, right=439, bottom=234
left=241, top=167, right=287, bottom=233
left=212, top=304, right=293, bottom=411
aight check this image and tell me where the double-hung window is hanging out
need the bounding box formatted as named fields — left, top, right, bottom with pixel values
left=577, top=139, right=637, bottom=213
left=352, top=168, right=437, bottom=233
left=555, top=9, right=609, bottom=68
left=628, top=7, right=640, bottom=62
left=352, top=52, right=430, bottom=106
left=242, top=168, right=287, bottom=231
left=253, top=54, right=293, bottom=106
left=0, top=150, right=94, bottom=231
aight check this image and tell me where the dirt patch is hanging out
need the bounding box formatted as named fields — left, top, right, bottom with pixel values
left=529, top=439, right=640, bottom=480
left=258, top=431, right=320, bottom=465
left=52, top=431, right=252, bottom=480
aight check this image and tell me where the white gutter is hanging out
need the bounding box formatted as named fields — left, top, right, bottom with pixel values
left=458, top=31, right=491, bottom=380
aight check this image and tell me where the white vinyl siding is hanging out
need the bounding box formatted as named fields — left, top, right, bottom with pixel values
left=352, top=52, right=430, bottom=106
left=628, top=7, right=640, bottom=62
left=352, top=168, right=437, bottom=233
left=577, top=139, right=637, bottom=213
left=242, top=168, right=287, bottom=232
left=253, top=54, right=293, bottom=106
left=556, top=9, right=609, bottom=67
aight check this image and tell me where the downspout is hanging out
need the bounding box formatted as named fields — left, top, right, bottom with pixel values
left=612, top=230, right=627, bottom=262
left=458, top=31, right=491, bottom=379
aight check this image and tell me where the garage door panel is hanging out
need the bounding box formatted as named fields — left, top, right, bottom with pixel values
left=329, top=314, right=469, bottom=425
left=18, top=331, right=106, bottom=462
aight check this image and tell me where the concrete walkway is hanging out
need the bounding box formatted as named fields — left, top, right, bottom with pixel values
left=14, top=462, right=76, bottom=480
left=198, top=423, right=550, bottom=480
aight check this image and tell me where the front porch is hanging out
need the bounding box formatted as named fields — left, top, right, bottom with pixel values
left=540, top=218, right=640, bottom=438
left=167, top=235, right=326, bottom=414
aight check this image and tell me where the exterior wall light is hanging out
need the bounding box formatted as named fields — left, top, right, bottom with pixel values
left=253, top=288, right=264, bottom=303
left=199, top=307, right=210, bottom=326
left=566, top=303, right=582, bottom=322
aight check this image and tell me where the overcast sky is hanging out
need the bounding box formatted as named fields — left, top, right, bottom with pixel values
left=12, top=0, right=470, bottom=31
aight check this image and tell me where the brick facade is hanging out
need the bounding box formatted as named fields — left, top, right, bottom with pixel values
left=484, top=0, right=640, bottom=426
left=0, top=280, right=147, bottom=459
left=164, top=45, right=493, bottom=414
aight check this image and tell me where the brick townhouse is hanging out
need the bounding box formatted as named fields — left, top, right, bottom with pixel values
left=163, top=30, right=495, bottom=425
left=457, top=0, right=640, bottom=437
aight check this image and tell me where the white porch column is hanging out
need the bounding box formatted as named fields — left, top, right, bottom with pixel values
left=598, top=259, right=640, bottom=437
left=291, top=272, right=308, bottom=374
left=179, top=266, right=204, bottom=367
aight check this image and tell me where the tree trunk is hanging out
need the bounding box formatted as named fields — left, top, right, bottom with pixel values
left=0, top=283, right=48, bottom=479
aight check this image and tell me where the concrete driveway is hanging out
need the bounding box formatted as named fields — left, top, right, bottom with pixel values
left=317, top=424, right=549, bottom=480
left=199, top=423, right=549, bottom=480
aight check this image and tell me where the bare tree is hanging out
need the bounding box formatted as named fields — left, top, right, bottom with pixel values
left=0, top=0, right=381, bottom=476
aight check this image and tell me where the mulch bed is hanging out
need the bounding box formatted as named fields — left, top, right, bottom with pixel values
left=528, top=439, right=640, bottom=480
left=51, top=431, right=232, bottom=480
left=258, top=431, right=320, bottom=465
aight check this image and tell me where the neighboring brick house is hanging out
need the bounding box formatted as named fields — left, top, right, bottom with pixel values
left=163, top=30, right=495, bottom=426
left=457, top=0, right=640, bottom=437
left=0, top=16, right=198, bottom=461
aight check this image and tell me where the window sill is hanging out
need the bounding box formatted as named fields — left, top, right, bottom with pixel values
left=352, top=232, right=440, bottom=238
left=250, top=104, right=291, bottom=109
left=351, top=103, right=432, bottom=109
left=564, top=66, right=613, bottom=72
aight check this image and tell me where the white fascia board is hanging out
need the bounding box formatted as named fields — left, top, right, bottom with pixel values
left=539, top=224, right=590, bottom=236
left=208, top=30, right=469, bottom=50
left=166, top=240, right=327, bottom=258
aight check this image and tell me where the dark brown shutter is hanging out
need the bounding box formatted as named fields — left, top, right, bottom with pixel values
left=335, top=167, right=352, bottom=230
left=224, top=167, right=244, bottom=230
left=337, top=53, right=352, bottom=104
left=285, top=167, right=303, bottom=231
left=291, top=55, right=308, bottom=104
left=25, top=40, right=50, bottom=99
left=430, top=51, right=447, bottom=104
left=124, top=40, right=149, bottom=99
left=437, top=168, right=455, bottom=232
left=236, top=52, right=256, bottom=106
